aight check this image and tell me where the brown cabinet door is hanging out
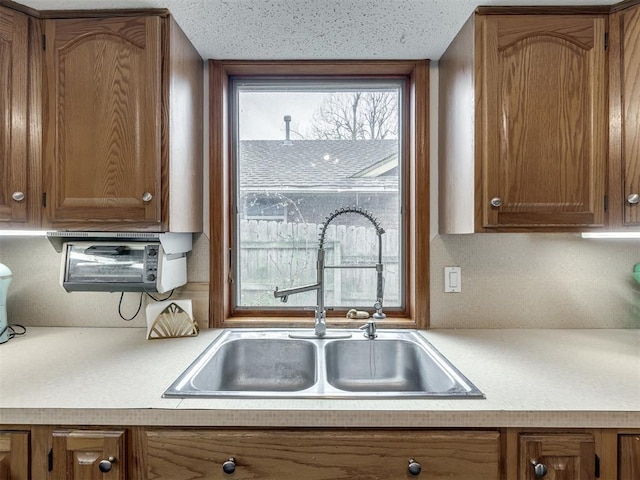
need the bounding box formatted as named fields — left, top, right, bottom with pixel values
left=43, top=16, right=162, bottom=230
left=620, top=5, right=640, bottom=226
left=0, top=431, right=29, bottom=480
left=52, top=429, right=126, bottom=480
left=0, top=7, right=29, bottom=226
left=479, top=15, right=607, bottom=228
left=146, top=429, right=500, bottom=480
left=520, top=433, right=596, bottom=480
left=619, top=434, right=640, bottom=480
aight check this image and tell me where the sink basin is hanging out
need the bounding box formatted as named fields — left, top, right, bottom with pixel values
left=325, top=339, right=461, bottom=393
left=165, top=331, right=317, bottom=396
left=164, top=329, right=484, bottom=399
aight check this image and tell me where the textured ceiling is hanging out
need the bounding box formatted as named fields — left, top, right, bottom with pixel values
left=20, top=0, right=618, bottom=60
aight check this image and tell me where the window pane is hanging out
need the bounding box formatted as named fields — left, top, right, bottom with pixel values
left=234, top=81, right=403, bottom=310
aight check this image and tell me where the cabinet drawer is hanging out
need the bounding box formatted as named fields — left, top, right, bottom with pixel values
left=146, top=429, right=500, bottom=480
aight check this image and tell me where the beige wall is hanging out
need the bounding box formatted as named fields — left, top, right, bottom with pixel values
left=430, top=233, right=640, bottom=328
left=0, top=234, right=210, bottom=329
left=1, top=63, right=638, bottom=330
left=1, top=232, right=639, bottom=329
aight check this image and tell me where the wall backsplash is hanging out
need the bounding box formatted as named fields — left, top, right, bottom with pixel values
left=0, top=232, right=638, bottom=329
left=430, top=233, right=640, bottom=329
left=0, top=234, right=210, bottom=329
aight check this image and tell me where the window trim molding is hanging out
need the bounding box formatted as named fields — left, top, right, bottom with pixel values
left=209, top=60, right=430, bottom=329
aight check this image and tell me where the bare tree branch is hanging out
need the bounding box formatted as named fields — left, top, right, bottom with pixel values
left=310, top=91, right=397, bottom=140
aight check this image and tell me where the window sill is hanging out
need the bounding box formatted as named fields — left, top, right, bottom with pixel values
left=221, top=316, right=418, bottom=330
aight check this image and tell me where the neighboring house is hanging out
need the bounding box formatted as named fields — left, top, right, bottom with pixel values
left=238, top=139, right=400, bottom=230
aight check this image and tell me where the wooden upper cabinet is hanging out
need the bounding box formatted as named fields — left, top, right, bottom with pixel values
left=42, top=14, right=203, bottom=232
left=0, top=6, right=30, bottom=227
left=52, top=429, right=126, bottom=480
left=439, top=12, right=607, bottom=232
left=610, top=3, right=640, bottom=228
left=43, top=16, right=162, bottom=229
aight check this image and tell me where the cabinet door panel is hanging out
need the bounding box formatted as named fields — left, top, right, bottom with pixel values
left=619, top=435, right=640, bottom=480
left=621, top=5, right=640, bottom=226
left=481, top=15, right=606, bottom=228
left=520, top=433, right=595, bottom=480
left=0, top=431, right=29, bottom=480
left=44, top=16, right=162, bottom=228
left=146, top=429, right=500, bottom=480
left=52, top=429, right=125, bottom=480
left=0, top=7, right=29, bottom=225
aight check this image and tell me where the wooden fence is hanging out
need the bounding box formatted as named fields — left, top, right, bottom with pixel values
left=238, top=219, right=399, bottom=308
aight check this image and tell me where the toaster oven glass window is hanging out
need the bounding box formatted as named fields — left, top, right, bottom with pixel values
left=66, top=245, right=145, bottom=282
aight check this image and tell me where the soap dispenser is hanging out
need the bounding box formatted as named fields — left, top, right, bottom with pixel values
left=0, top=263, right=12, bottom=344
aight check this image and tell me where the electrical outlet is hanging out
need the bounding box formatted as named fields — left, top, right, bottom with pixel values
left=444, top=267, right=461, bottom=293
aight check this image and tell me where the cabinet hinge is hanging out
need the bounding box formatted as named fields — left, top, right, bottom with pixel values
left=48, top=448, right=53, bottom=472
left=42, top=192, right=46, bottom=208
left=604, top=195, right=608, bottom=212
left=42, top=34, right=46, bottom=50
left=604, top=32, right=609, bottom=50
left=595, top=453, right=600, bottom=478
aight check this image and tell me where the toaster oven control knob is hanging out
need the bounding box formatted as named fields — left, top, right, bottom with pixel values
left=142, top=192, right=153, bottom=202
left=11, top=191, right=25, bottom=202
left=148, top=248, right=157, bottom=256
left=146, top=273, right=156, bottom=282
left=98, top=456, right=116, bottom=473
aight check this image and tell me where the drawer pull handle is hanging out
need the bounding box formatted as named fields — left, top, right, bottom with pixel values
left=627, top=193, right=640, bottom=205
left=222, top=457, right=236, bottom=474
left=142, top=192, right=153, bottom=202
left=490, top=197, right=502, bottom=207
left=531, top=460, right=548, bottom=478
left=408, top=458, right=422, bottom=476
left=98, top=456, right=116, bottom=473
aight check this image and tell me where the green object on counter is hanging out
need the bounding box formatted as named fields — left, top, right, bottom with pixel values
left=634, top=264, right=640, bottom=283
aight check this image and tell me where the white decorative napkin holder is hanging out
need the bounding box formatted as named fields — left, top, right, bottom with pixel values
left=146, top=300, right=198, bottom=340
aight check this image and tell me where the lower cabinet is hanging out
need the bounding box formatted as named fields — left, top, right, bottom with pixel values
left=0, top=431, right=29, bottom=480
left=3, top=426, right=640, bottom=479
left=516, top=432, right=596, bottom=480
left=51, top=429, right=126, bottom=480
left=144, top=429, right=501, bottom=480
left=619, top=434, right=640, bottom=480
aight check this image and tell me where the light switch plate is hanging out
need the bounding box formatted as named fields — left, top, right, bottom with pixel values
left=444, top=266, right=461, bottom=293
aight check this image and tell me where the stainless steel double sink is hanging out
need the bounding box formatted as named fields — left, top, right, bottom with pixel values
left=164, top=329, right=484, bottom=399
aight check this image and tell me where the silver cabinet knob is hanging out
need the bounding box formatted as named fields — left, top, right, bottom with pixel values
left=490, top=197, right=502, bottom=207
left=142, top=192, right=153, bottom=202
left=408, top=458, right=422, bottom=476
left=11, top=191, right=25, bottom=202
left=98, top=456, right=116, bottom=473
left=627, top=193, right=640, bottom=205
left=222, top=457, right=236, bottom=474
left=531, top=460, right=548, bottom=478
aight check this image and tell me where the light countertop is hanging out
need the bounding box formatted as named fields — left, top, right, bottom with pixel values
left=0, top=327, right=638, bottom=428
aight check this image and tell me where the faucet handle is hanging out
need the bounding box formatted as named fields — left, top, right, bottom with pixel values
left=359, top=319, right=377, bottom=339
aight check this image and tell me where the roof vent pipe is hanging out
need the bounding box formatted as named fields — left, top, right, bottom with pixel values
left=283, top=115, right=293, bottom=145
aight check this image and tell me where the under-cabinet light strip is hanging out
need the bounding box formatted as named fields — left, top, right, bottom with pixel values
left=581, top=232, right=640, bottom=239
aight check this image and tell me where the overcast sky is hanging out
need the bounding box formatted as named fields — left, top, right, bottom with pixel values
left=239, top=91, right=327, bottom=140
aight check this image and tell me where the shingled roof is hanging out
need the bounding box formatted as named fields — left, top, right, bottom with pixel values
left=239, top=139, right=398, bottom=191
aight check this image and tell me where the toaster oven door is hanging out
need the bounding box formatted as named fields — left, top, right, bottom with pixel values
left=62, top=243, right=157, bottom=292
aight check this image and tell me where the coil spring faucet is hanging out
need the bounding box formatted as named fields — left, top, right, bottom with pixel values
left=274, top=206, right=386, bottom=337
